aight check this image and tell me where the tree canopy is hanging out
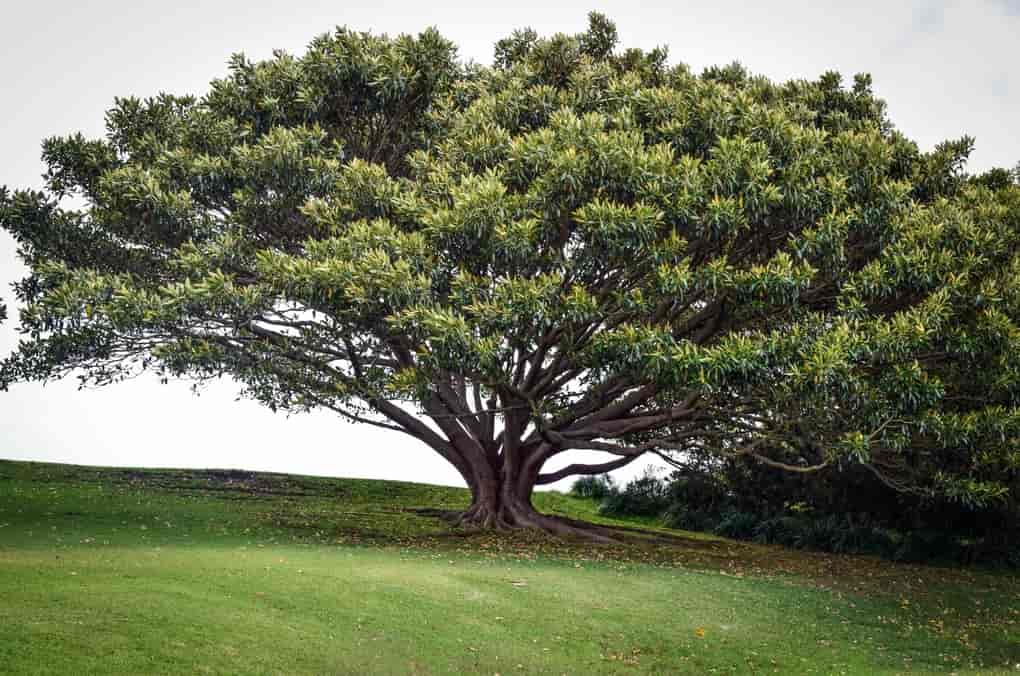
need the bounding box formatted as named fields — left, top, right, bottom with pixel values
left=3, top=14, right=1019, bottom=537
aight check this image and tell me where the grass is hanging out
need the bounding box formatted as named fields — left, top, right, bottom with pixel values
left=0, top=459, right=1017, bottom=674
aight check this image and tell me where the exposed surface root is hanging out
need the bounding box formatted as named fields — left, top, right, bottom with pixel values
left=404, top=506, right=624, bottom=544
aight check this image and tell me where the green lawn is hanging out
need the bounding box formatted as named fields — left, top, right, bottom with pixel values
left=0, top=460, right=1017, bottom=674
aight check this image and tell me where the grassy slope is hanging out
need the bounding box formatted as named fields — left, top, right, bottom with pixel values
left=0, top=460, right=1016, bottom=675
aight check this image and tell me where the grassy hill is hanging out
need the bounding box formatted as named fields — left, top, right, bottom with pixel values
left=0, top=459, right=1017, bottom=674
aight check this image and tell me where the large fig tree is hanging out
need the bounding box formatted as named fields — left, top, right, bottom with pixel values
left=3, top=15, right=1019, bottom=537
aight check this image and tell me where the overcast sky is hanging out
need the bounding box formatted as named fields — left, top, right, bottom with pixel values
left=1, top=0, right=1018, bottom=488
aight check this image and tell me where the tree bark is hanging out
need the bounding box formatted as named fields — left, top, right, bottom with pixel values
left=457, top=476, right=537, bottom=529
left=454, top=420, right=543, bottom=530
left=455, top=472, right=618, bottom=542
left=391, top=389, right=648, bottom=542
left=449, top=434, right=621, bottom=543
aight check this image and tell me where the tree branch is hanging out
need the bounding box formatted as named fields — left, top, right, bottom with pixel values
left=536, top=453, right=644, bottom=485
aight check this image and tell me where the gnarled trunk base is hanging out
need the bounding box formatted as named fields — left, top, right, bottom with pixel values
left=456, top=486, right=619, bottom=543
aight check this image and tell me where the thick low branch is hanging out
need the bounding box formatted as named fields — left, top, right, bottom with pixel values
left=535, top=453, right=644, bottom=485
left=561, top=396, right=699, bottom=440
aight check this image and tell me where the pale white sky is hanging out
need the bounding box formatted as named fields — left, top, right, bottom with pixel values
left=1, top=0, right=1018, bottom=488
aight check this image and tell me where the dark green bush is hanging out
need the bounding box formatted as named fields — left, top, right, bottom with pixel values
left=752, top=516, right=804, bottom=547
left=653, top=456, right=1020, bottom=567
left=571, top=463, right=1019, bottom=568
left=667, top=473, right=731, bottom=514
left=795, top=516, right=851, bottom=551
left=894, top=530, right=964, bottom=564
left=830, top=523, right=897, bottom=556
left=662, top=504, right=717, bottom=532
left=569, top=474, right=616, bottom=500
left=712, top=511, right=759, bottom=540
left=598, top=471, right=669, bottom=518
left=968, top=533, right=1020, bottom=568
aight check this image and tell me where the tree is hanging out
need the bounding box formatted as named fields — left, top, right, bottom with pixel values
left=3, top=14, right=1019, bottom=539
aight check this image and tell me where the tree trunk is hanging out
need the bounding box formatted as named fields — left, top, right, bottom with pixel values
left=458, top=475, right=542, bottom=529
left=454, top=443, right=619, bottom=543
left=418, top=401, right=621, bottom=542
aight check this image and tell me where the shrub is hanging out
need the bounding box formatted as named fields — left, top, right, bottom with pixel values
left=894, top=530, right=963, bottom=564
left=793, top=516, right=847, bottom=551
left=662, top=504, right=718, bottom=532
left=666, top=472, right=731, bottom=514
left=752, top=516, right=804, bottom=547
left=838, top=524, right=897, bottom=556
left=712, top=511, right=759, bottom=540
left=968, top=531, right=1020, bottom=568
left=598, top=469, right=670, bottom=518
left=570, top=474, right=616, bottom=500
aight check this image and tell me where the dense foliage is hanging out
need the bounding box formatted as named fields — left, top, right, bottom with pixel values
left=575, top=468, right=1019, bottom=566
left=568, top=473, right=616, bottom=500
left=3, top=14, right=1019, bottom=534
left=598, top=468, right=671, bottom=518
